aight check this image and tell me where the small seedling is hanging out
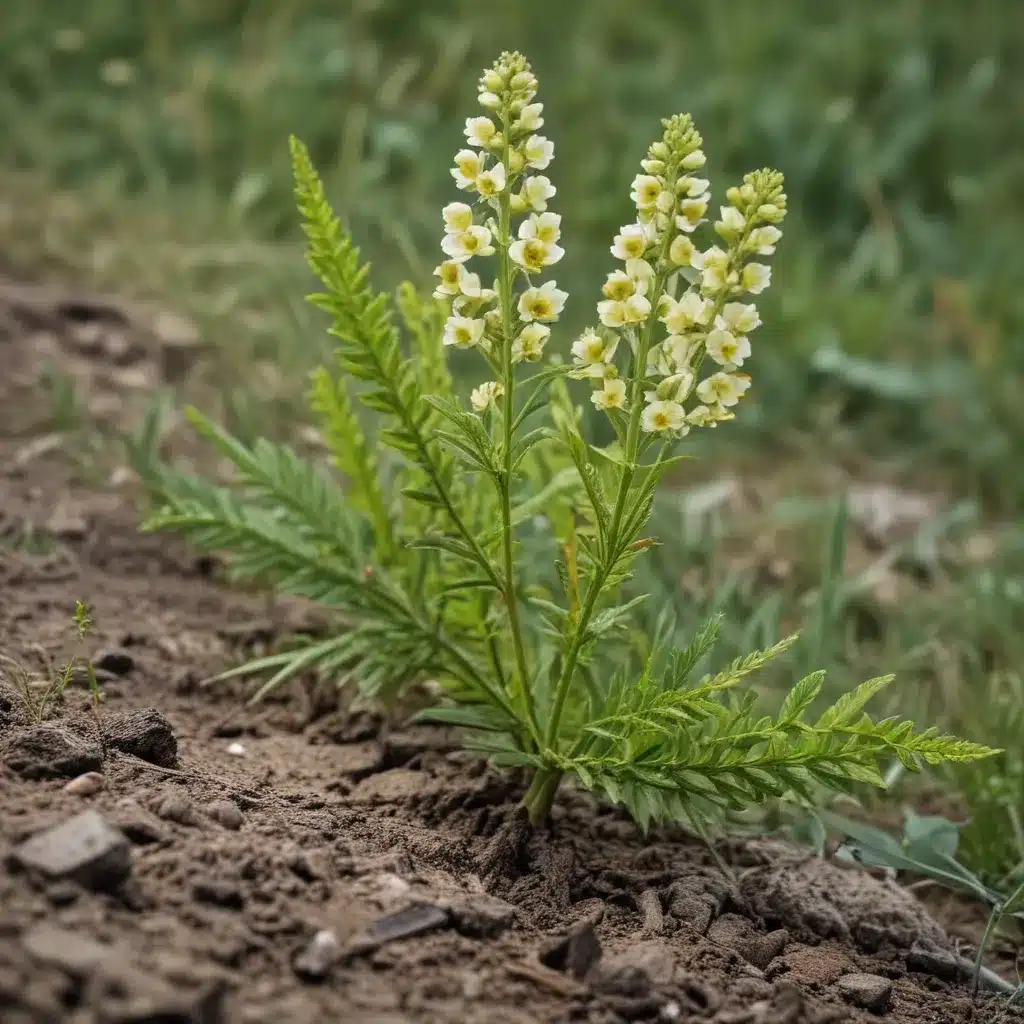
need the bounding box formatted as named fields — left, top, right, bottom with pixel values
left=142, top=52, right=996, bottom=833
left=0, top=600, right=102, bottom=723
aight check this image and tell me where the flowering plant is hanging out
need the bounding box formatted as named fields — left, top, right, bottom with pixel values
left=144, top=52, right=994, bottom=829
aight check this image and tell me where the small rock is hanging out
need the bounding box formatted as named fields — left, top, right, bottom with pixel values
left=346, top=903, right=451, bottom=956
left=226, top=742, right=246, bottom=757
left=63, top=771, right=105, bottom=796
left=541, top=920, right=603, bottom=981
left=111, top=799, right=169, bottom=844
left=207, top=800, right=244, bottom=830
left=446, top=893, right=516, bottom=938
left=287, top=849, right=330, bottom=883
left=837, top=972, right=893, bottom=1012
left=156, top=788, right=198, bottom=825
left=22, top=923, right=111, bottom=976
left=906, top=940, right=964, bottom=981
left=9, top=810, right=131, bottom=891
left=45, top=881, right=81, bottom=906
left=1, top=725, right=103, bottom=780
left=103, top=707, right=178, bottom=766
left=93, top=648, right=135, bottom=676
left=193, top=878, right=245, bottom=910
left=294, top=929, right=339, bottom=981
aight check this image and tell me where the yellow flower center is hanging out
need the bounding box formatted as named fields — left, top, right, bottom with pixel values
left=603, top=277, right=634, bottom=301
left=653, top=411, right=671, bottom=430
left=521, top=239, right=547, bottom=269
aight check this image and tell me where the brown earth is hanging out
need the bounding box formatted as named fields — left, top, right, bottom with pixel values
left=1, top=276, right=1021, bottom=1023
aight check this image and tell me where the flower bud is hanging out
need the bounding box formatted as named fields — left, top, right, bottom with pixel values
left=757, top=203, right=783, bottom=222
left=509, top=193, right=527, bottom=214
left=681, top=149, right=706, bottom=170
left=510, top=71, right=537, bottom=92
left=726, top=186, right=742, bottom=206
left=478, top=91, right=502, bottom=110
left=508, top=149, right=526, bottom=173
left=482, top=69, right=505, bottom=92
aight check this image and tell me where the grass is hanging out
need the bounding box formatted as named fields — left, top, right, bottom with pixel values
left=1, top=0, right=1023, bottom=938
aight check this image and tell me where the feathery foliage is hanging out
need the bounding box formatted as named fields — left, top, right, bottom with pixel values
left=142, top=53, right=997, bottom=832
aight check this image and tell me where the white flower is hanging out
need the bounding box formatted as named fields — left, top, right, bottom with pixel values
left=610, top=223, right=648, bottom=261
left=598, top=293, right=650, bottom=327
left=665, top=333, right=699, bottom=369
left=676, top=176, right=709, bottom=197
left=458, top=271, right=484, bottom=298
left=441, top=225, right=495, bottom=261
left=681, top=149, right=706, bottom=170
left=645, top=370, right=694, bottom=404
left=717, top=205, right=746, bottom=233
left=669, top=235, right=699, bottom=268
left=747, top=225, right=782, bottom=255
left=742, top=263, right=771, bottom=294
left=630, top=174, right=663, bottom=210
left=698, top=246, right=731, bottom=292
left=509, top=236, right=563, bottom=272
left=602, top=270, right=638, bottom=301
left=433, top=260, right=465, bottom=297
left=591, top=378, right=627, bottom=411
left=442, top=202, right=474, bottom=233
left=443, top=315, right=485, bottom=349
left=661, top=291, right=712, bottom=333
left=676, top=197, right=709, bottom=232
left=705, top=329, right=752, bottom=368
left=522, top=175, right=556, bottom=211
left=475, top=163, right=507, bottom=196
left=625, top=258, right=655, bottom=293
left=518, top=281, right=567, bottom=322
left=471, top=380, right=504, bottom=411
left=641, top=400, right=686, bottom=433
left=718, top=302, right=761, bottom=334
left=511, top=322, right=550, bottom=362
left=686, top=404, right=717, bottom=427
left=451, top=149, right=483, bottom=189
left=464, top=117, right=497, bottom=148
left=478, top=91, right=502, bottom=110
left=523, top=135, right=554, bottom=169
left=641, top=158, right=666, bottom=175
left=572, top=328, right=617, bottom=367
left=696, top=372, right=751, bottom=407
left=516, top=103, right=544, bottom=131
left=519, top=212, right=561, bottom=243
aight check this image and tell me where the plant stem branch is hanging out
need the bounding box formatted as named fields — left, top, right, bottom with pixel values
left=496, top=113, right=539, bottom=745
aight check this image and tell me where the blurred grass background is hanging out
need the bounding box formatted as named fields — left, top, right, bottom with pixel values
left=1, top=0, right=1023, bottom=885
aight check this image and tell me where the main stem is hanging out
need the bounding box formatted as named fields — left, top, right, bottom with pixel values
left=524, top=268, right=671, bottom=826
left=497, top=121, right=538, bottom=744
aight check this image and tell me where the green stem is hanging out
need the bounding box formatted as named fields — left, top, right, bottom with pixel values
left=496, top=114, right=539, bottom=745
left=541, top=268, right=671, bottom=755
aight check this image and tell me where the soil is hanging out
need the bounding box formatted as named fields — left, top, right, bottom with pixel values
left=1, top=274, right=1022, bottom=1023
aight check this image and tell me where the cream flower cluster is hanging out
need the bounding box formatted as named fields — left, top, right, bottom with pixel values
left=435, top=52, right=566, bottom=413
left=576, top=113, right=786, bottom=430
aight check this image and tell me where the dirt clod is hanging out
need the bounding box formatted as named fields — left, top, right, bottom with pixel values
left=93, top=648, right=136, bottom=676
left=837, top=972, right=893, bottom=1011
left=206, top=800, right=244, bottom=830
left=9, top=810, right=131, bottom=891
left=103, top=707, right=178, bottom=766
left=905, top=940, right=966, bottom=981
left=1, top=724, right=103, bottom=779
left=156, top=787, right=198, bottom=825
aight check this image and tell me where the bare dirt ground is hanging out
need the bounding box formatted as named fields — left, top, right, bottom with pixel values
left=1, top=274, right=1020, bottom=1023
